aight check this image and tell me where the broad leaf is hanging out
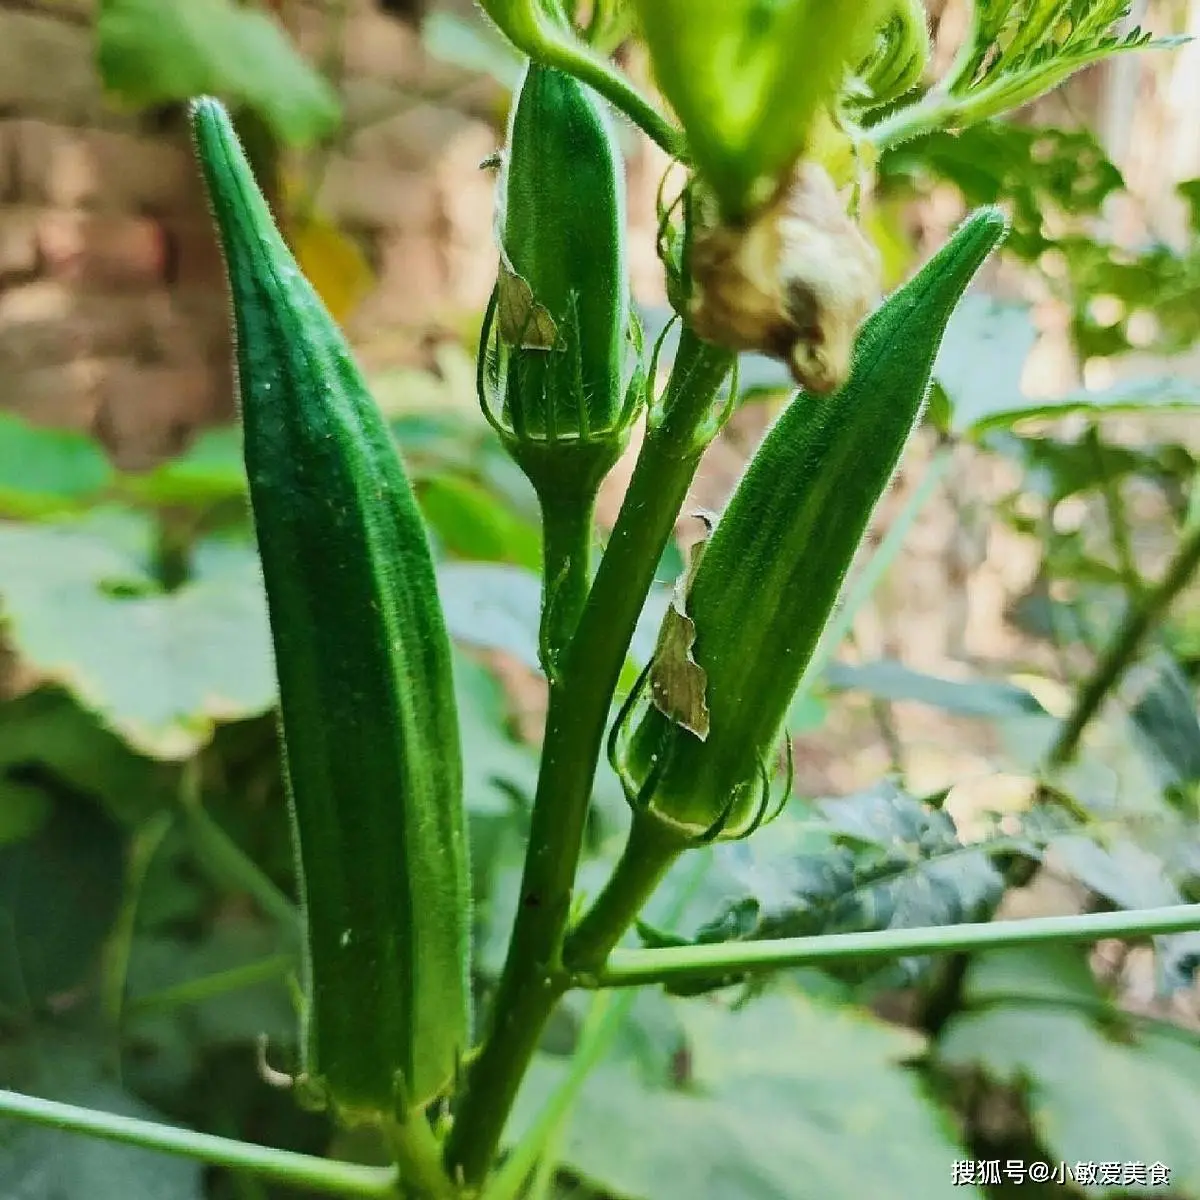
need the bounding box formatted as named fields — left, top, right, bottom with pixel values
left=0, top=1036, right=203, bottom=1200
left=0, top=792, right=124, bottom=1014
left=507, top=992, right=980, bottom=1200
left=0, top=414, right=114, bottom=518
left=0, top=522, right=276, bottom=760
left=940, top=947, right=1200, bottom=1195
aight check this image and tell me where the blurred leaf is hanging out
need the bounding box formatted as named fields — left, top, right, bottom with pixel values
left=0, top=779, right=51, bottom=848
left=987, top=430, right=1194, bottom=504
left=1125, top=652, right=1200, bottom=790
left=285, top=202, right=375, bottom=324
left=0, top=523, right=275, bottom=760
left=0, top=1036, right=204, bottom=1200
left=826, top=660, right=1048, bottom=718
left=881, top=123, right=1124, bottom=260
left=0, top=414, right=114, bottom=518
left=0, top=690, right=178, bottom=827
left=971, top=375, right=1200, bottom=435
left=438, top=563, right=543, bottom=671
left=125, top=919, right=295, bottom=1049
left=940, top=949, right=1200, bottom=1195
left=0, top=792, right=124, bottom=1014
left=96, top=0, right=340, bottom=146
left=507, top=992, right=978, bottom=1200
left=419, top=475, right=542, bottom=568
left=122, top=427, right=246, bottom=509
left=935, top=296, right=1037, bottom=434
left=422, top=10, right=523, bottom=89
left=452, top=651, right=539, bottom=817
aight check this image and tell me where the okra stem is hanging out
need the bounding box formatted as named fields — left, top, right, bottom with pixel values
left=587, top=904, right=1200, bottom=990
left=0, top=1090, right=398, bottom=1199
left=563, top=811, right=682, bottom=971
left=537, top=492, right=597, bottom=672
left=443, top=329, right=732, bottom=1187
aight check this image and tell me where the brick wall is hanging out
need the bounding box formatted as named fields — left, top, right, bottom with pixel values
left=0, top=0, right=507, bottom=467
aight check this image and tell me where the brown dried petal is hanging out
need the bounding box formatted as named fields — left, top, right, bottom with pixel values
left=688, top=162, right=881, bottom=394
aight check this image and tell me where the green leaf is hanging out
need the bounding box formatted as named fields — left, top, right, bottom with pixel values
left=0, top=1036, right=204, bottom=1200
left=644, top=782, right=1008, bottom=994
left=0, top=522, right=276, bottom=760
left=0, top=779, right=51, bottom=848
left=0, top=690, right=178, bottom=828
left=826, top=660, right=1048, bottom=718
left=96, top=0, right=340, bottom=146
left=452, top=651, right=539, bottom=817
left=422, top=10, right=524, bottom=89
left=940, top=950, right=1200, bottom=1195
left=418, top=474, right=542, bottom=569
left=0, top=792, right=124, bottom=1014
left=122, top=427, right=247, bottom=509
left=0, top=414, right=115, bottom=519
left=507, top=991, right=979, bottom=1200
left=942, top=0, right=1184, bottom=120
left=880, top=123, right=1124, bottom=260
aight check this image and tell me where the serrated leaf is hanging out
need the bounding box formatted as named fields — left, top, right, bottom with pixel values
left=646, top=782, right=1009, bottom=993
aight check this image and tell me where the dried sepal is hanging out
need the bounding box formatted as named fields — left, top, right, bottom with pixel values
left=687, top=160, right=882, bottom=395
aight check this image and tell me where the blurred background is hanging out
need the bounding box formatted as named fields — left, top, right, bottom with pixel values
left=2, top=2, right=1200, bottom=1198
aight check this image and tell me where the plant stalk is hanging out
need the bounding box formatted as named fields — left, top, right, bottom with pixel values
left=0, top=1090, right=398, bottom=1199
left=1047, top=520, right=1200, bottom=767
left=585, top=904, right=1200, bottom=989
left=443, top=328, right=733, bottom=1188
left=563, top=811, right=683, bottom=972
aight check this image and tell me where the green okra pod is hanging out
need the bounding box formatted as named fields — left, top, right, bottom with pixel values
left=616, top=207, right=1009, bottom=842
left=189, top=97, right=470, bottom=1121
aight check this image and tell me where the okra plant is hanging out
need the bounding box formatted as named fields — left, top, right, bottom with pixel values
left=4, top=2, right=1200, bottom=1197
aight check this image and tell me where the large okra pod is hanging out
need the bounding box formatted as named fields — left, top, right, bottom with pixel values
left=616, top=208, right=1008, bottom=841
left=189, top=98, right=470, bottom=1120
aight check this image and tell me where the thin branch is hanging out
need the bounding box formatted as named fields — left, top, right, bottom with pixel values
left=584, top=904, right=1200, bottom=990
left=1047, top=521, right=1200, bottom=767
left=0, top=1090, right=398, bottom=1199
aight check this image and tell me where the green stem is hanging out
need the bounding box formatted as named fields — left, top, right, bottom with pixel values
left=1087, top=424, right=1144, bottom=600
left=127, top=955, right=294, bottom=1017
left=563, top=811, right=682, bottom=972
left=385, top=1117, right=459, bottom=1200
left=538, top=492, right=596, bottom=674
left=0, top=1090, right=398, bottom=1199
left=587, top=904, right=1200, bottom=990
left=443, top=329, right=733, bottom=1189
left=483, top=852, right=714, bottom=1200
left=102, top=812, right=174, bottom=1030
left=1047, top=520, right=1200, bottom=768
left=483, top=4, right=685, bottom=159
left=181, top=791, right=300, bottom=935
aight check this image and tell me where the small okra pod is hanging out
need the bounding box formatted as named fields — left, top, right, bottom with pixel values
left=615, top=208, right=1009, bottom=843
